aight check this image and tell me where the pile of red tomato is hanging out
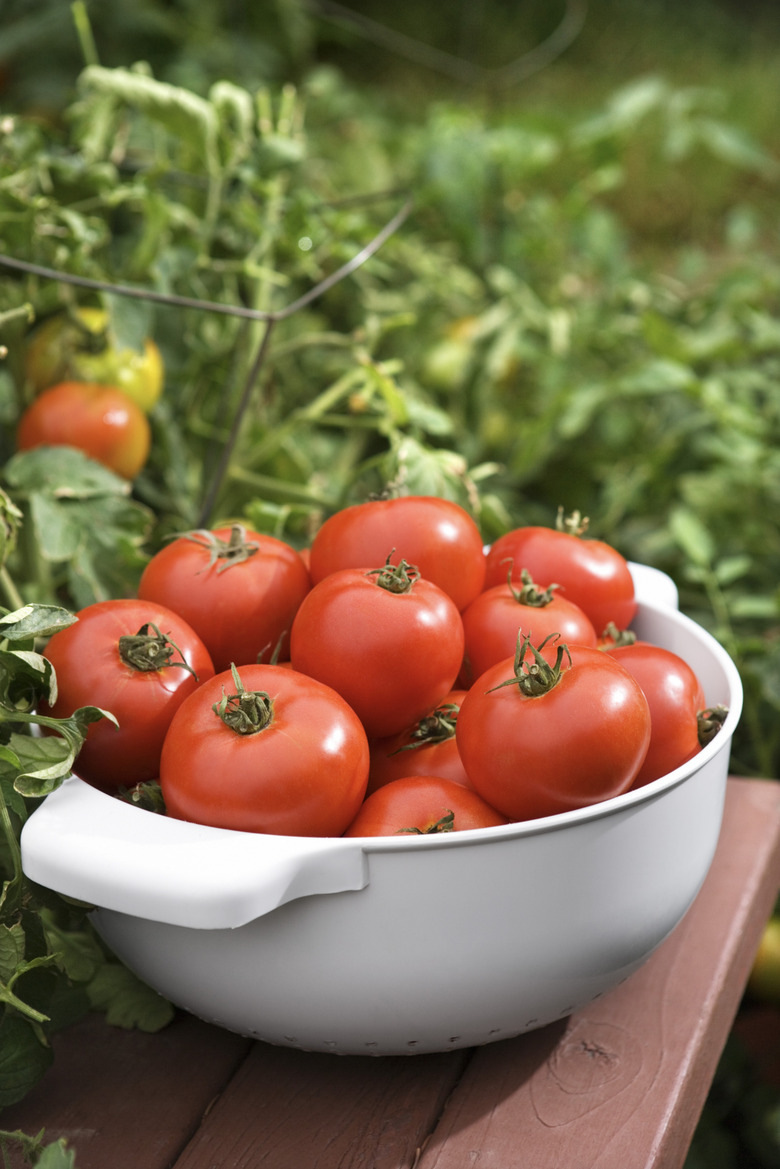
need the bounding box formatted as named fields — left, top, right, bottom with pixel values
left=16, top=307, right=163, bottom=479
left=41, top=496, right=725, bottom=838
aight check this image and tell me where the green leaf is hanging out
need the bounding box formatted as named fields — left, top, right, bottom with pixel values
left=86, top=963, right=175, bottom=1033
left=669, top=507, right=716, bottom=567
left=79, top=65, right=220, bottom=173
left=5, top=447, right=130, bottom=499
left=0, top=1015, right=53, bottom=1107
left=0, top=922, right=26, bottom=982
left=35, top=1139, right=78, bottom=1169
left=0, top=606, right=77, bottom=643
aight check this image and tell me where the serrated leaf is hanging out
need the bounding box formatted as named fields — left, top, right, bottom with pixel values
left=0, top=605, right=77, bottom=642
left=86, top=963, right=175, bottom=1032
left=4, top=446, right=130, bottom=498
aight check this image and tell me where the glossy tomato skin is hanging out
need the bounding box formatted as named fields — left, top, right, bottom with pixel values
left=456, top=644, right=651, bottom=822
left=160, top=665, right=369, bottom=836
left=367, top=690, right=470, bottom=795
left=308, top=495, right=486, bottom=612
left=483, top=526, right=636, bottom=637
left=137, top=526, right=311, bottom=673
left=459, top=582, right=597, bottom=688
left=25, top=307, right=164, bottom=412
left=343, top=775, right=509, bottom=837
left=603, top=641, right=705, bottom=788
left=16, top=381, right=151, bottom=479
left=41, top=599, right=215, bottom=791
left=290, top=566, right=465, bottom=738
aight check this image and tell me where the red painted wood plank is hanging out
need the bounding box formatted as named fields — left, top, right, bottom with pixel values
left=2, top=1012, right=251, bottom=1169
left=415, top=777, right=780, bottom=1169
left=171, top=1041, right=470, bottom=1169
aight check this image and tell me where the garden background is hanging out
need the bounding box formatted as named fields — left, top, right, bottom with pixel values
left=2, top=1, right=780, bottom=1164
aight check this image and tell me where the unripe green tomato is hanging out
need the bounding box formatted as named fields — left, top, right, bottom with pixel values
left=24, top=307, right=164, bottom=413
left=748, top=918, right=780, bottom=1004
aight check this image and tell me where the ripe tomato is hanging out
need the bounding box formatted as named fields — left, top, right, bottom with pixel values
left=41, top=598, right=215, bottom=791
left=137, top=525, right=311, bottom=673
left=483, top=512, right=636, bottom=636
left=366, top=690, right=470, bottom=795
left=24, top=306, right=164, bottom=412
left=290, top=559, right=465, bottom=738
left=459, top=570, right=597, bottom=688
left=343, top=775, right=509, bottom=837
left=160, top=664, right=369, bottom=836
left=308, top=495, right=486, bottom=612
left=602, top=640, right=708, bottom=787
left=16, top=380, right=151, bottom=480
left=456, top=637, right=651, bottom=821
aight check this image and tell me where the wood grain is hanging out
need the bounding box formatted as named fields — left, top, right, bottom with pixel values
left=416, top=778, right=780, bottom=1169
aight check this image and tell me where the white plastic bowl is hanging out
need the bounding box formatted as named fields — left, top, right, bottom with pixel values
left=21, top=566, right=741, bottom=1055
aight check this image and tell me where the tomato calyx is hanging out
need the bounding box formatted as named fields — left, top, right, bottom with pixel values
left=391, top=703, right=459, bottom=755
left=556, top=507, right=589, bottom=537
left=118, top=623, right=199, bottom=679
left=698, top=704, right=728, bottom=746
left=488, top=632, right=571, bottom=698
left=510, top=568, right=558, bottom=609
left=366, top=554, right=421, bottom=595
left=178, top=525, right=260, bottom=573
left=396, top=810, right=455, bottom=834
left=600, top=622, right=637, bottom=648
left=212, top=664, right=274, bottom=735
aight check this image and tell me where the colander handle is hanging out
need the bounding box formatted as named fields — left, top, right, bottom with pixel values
left=21, top=775, right=369, bottom=929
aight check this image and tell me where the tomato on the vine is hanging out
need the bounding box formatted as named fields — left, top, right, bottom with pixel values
left=137, top=524, right=311, bottom=673
left=483, top=512, right=636, bottom=636
left=343, top=775, right=508, bottom=837
left=41, top=598, right=215, bottom=791
left=308, top=495, right=486, bottom=612
left=459, top=570, right=597, bottom=688
left=366, top=690, right=470, bottom=795
left=24, top=306, right=164, bottom=413
left=290, top=558, right=465, bottom=738
left=456, top=636, right=651, bottom=821
left=160, top=664, right=369, bottom=836
left=16, top=380, right=151, bottom=480
left=602, top=639, right=716, bottom=787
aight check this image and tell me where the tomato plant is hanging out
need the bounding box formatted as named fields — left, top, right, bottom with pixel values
left=308, top=495, right=486, bottom=612
left=24, top=307, right=164, bottom=412
left=603, top=638, right=719, bottom=787
left=459, top=570, right=597, bottom=687
left=159, top=663, right=369, bottom=836
left=483, top=512, right=636, bottom=637
left=16, top=380, right=151, bottom=480
left=41, top=598, right=215, bottom=791
left=137, top=525, right=311, bottom=673
left=290, top=557, right=465, bottom=738
left=456, top=635, right=651, bottom=821
left=343, top=774, right=508, bottom=837
left=366, top=690, right=470, bottom=795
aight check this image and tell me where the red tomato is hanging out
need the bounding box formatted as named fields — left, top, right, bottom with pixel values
left=41, top=599, right=215, bottom=791
left=137, top=524, right=311, bottom=673
left=459, top=571, right=597, bottom=688
left=290, top=559, right=465, bottom=738
left=483, top=514, right=636, bottom=636
left=603, top=641, right=707, bottom=787
left=343, top=775, right=509, bottom=837
left=456, top=638, right=651, bottom=821
left=367, top=690, right=471, bottom=795
left=308, top=495, right=486, bottom=611
left=160, top=664, right=369, bottom=836
left=16, top=380, right=151, bottom=479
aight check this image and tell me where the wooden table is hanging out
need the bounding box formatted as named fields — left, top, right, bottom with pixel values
left=5, top=777, right=780, bottom=1169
